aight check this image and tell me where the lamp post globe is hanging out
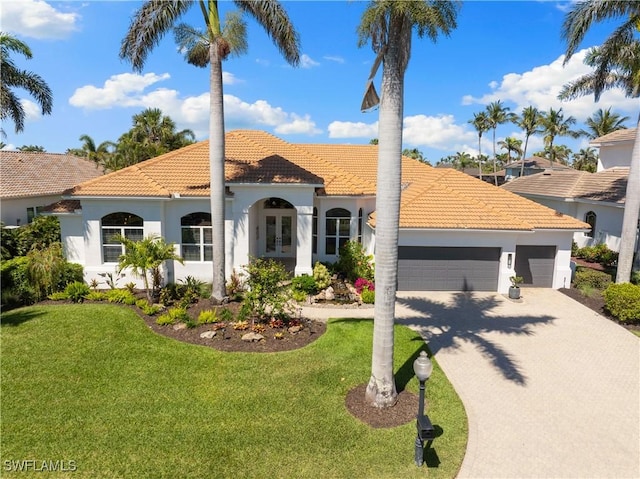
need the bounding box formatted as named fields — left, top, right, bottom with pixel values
left=413, top=351, right=433, bottom=382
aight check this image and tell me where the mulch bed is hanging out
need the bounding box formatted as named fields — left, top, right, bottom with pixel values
left=345, top=383, right=418, bottom=428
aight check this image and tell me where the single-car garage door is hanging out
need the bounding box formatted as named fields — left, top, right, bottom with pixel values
left=514, top=245, right=556, bottom=287
left=397, top=246, right=500, bottom=291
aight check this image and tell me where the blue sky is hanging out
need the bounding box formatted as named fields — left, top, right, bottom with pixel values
left=1, top=0, right=636, bottom=163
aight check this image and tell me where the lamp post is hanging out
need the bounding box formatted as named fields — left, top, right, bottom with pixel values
left=413, top=351, right=435, bottom=467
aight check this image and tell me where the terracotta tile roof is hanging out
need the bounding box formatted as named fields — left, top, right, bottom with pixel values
left=1, top=151, right=104, bottom=199
left=66, top=130, right=588, bottom=232
left=590, top=128, right=636, bottom=146
left=502, top=167, right=628, bottom=205
left=504, top=156, right=572, bottom=170
left=41, top=200, right=81, bottom=214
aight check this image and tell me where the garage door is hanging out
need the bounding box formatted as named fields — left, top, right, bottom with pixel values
left=514, top=245, right=556, bottom=287
left=397, top=247, right=500, bottom=291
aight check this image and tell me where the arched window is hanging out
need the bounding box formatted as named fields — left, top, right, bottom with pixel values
left=325, top=208, right=350, bottom=255
left=312, top=207, right=318, bottom=255
left=181, top=212, right=212, bottom=261
left=101, top=212, right=143, bottom=263
left=358, top=208, right=363, bottom=243
left=263, top=197, right=294, bottom=209
left=584, top=211, right=596, bottom=238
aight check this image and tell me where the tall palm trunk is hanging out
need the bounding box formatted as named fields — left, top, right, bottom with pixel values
left=616, top=116, right=640, bottom=283
left=366, top=27, right=407, bottom=408
left=477, top=134, right=483, bottom=181
left=209, top=43, right=227, bottom=302
left=492, top=129, right=498, bottom=186
left=520, top=136, right=530, bottom=178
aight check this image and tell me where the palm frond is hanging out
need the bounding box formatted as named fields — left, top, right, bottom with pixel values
left=222, top=11, right=248, bottom=58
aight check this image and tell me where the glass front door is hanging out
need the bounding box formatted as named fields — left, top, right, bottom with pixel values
left=264, top=213, right=294, bottom=257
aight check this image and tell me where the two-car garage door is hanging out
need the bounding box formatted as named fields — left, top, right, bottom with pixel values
left=397, top=246, right=501, bottom=291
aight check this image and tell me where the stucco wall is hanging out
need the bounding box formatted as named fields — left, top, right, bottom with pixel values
left=2, top=195, right=63, bottom=226
left=597, top=142, right=632, bottom=171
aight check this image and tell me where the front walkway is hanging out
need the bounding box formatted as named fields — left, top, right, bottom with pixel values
left=303, top=289, right=640, bottom=478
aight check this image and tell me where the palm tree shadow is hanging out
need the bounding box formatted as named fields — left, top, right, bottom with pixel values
left=396, top=292, right=556, bottom=386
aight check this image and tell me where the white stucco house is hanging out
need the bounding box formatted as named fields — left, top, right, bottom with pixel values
left=502, top=128, right=635, bottom=254
left=1, top=151, right=104, bottom=226
left=47, top=130, right=588, bottom=294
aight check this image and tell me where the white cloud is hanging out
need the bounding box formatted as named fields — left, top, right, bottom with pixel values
left=275, top=114, right=322, bottom=135
left=69, top=73, right=172, bottom=109
left=328, top=121, right=378, bottom=139
left=255, top=58, right=270, bottom=67
left=461, top=48, right=635, bottom=122
left=21, top=99, right=42, bottom=121
left=403, top=114, right=476, bottom=151
left=323, top=55, right=345, bottom=64
left=0, top=0, right=80, bottom=39
left=222, top=72, right=240, bottom=85
left=300, top=54, right=320, bottom=69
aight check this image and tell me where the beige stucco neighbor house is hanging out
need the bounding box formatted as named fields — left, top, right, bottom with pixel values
left=49, top=130, right=588, bottom=294
left=1, top=151, right=104, bottom=226
left=502, top=128, right=635, bottom=254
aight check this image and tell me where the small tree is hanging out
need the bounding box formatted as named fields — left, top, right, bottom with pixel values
left=117, top=234, right=183, bottom=302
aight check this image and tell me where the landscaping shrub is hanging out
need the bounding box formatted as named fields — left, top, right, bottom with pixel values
left=574, top=268, right=612, bottom=290
left=197, top=309, right=219, bottom=324
left=243, top=258, right=293, bottom=321
left=354, top=277, right=375, bottom=294
left=219, top=307, right=234, bottom=322
left=64, top=281, right=90, bottom=303
left=313, top=262, right=331, bottom=290
left=226, top=269, right=245, bottom=300
left=106, top=289, right=137, bottom=305
left=85, top=291, right=108, bottom=301
left=136, top=299, right=161, bottom=316
left=178, top=276, right=207, bottom=299
left=156, top=307, right=190, bottom=326
left=361, top=288, right=375, bottom=304
left=48, top=291, right=69, bottom=301
left=292, top=274, right=317, bottom=295
left=336, top=241, right=374, bottom=282
left=1, top=216, right=62, bottom=259
left=631, top=270, right=640, bottom=286
left=603, top=283, right=640, bottom=323
left=575, top=243, right=618, bottom=267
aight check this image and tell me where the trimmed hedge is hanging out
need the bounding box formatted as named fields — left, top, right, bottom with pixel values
left=574, top=269, right=613, bottom=290
left=603, top=283, right=640, bottom=323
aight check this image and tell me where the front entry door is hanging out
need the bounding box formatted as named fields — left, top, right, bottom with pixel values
left=265, top=213, right=294, bottom=257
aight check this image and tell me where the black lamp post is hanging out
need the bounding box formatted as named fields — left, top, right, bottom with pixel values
left=413, top=351, right=435, bottom=467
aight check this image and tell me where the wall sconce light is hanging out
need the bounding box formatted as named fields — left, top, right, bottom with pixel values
left=507, top=253, right=513, bottom=269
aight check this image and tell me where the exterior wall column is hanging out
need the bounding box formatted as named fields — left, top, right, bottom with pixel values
left=295, top=205, right=313, bottom=276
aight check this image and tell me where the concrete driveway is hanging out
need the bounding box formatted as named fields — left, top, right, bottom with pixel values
left=393, top=288, right=640, bottom=478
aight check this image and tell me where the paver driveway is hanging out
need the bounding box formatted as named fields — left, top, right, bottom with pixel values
left=394, top=288, right=640, bottom=478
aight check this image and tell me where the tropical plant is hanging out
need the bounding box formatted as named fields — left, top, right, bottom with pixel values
left=539, top=107, right=579, bottom=167
left=312, top=262, right=331, bottom=290
left=242, top=258, right=293, bottom=321
left=451, top=151, right=473, bottom=170
left=120, top=1, right=301, bottom=304
left=357, top=0, right=460, bottom=408
left=560, top=0, right=640, bottom=284
left=0, top=32, right=52, bottom=135
left=579, top=107, right=629, bottom=139
left=498, top=137, right=523, bottom=164
left=116, top=234, right=184, bottom=302
left=75, top=134, right=116, bottom=169
left=572, top=147, right=598, bottom=172
left=402, top=147, right=428, bottom=164
left=486, top=100, right=516, bottom=185
left=337, top=240, right=374, bottom=282
left=469, top=111, right=490, bottom=181
left=514, top=106, right=543, bottom=178
left=16, top=145, right=45, bottom=152
left=603, top=283, right=640, bottom=322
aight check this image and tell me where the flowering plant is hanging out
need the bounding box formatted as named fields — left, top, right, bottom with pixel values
left=354, top=277, right=375, bottom=294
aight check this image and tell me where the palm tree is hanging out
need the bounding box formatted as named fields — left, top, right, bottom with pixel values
left=572, top=147, right=598, bottom=172
left=17, top=145, right=45, bottom=152
left=402, top=147, right=427, bottom=163
left=486, top=100, right=516, bottom=185
left=498, top=137, right=522, bottom=164
left=120, top=1, right=300, bottom=303
left=77, top=134, right=116, bottom=168
left=561, top=0, right=640, bottom=284
left=469, top=111, right=490, bottom=181
left=358, top=0, right=460, bottom=408
left=580, top=107, right=629, bottom=139
left=0, top=32, right=52, bottom=135
left=515, top=106, right=542, bottom=178
left=452, top=151, right=473, bottom=170
left=130, top=107, right=195, bottom=149
left=117, top=234, right=183, bottom=303
left=539, top=107, right=579, bottom=167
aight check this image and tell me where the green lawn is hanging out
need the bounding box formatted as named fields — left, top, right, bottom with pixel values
left=1, top=304, right=467, bottom=478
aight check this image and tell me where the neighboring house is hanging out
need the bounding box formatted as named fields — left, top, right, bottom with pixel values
left=502, top=168, right=628, bottom=251
left=590, top=128, right=635, bottom=171
left=435, top=163, right=504, bottom=184
left=48, top=130, right=588, bottom=294
left=503, top=157, right=572, bottom=182
left=1, top=151, right=104, bottom=226
left=502, top=128, right=636, bottom=255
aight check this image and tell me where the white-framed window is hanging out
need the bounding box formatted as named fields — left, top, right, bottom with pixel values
left=325, top=208, right=350, bottom=255
left=26, top=206, right=44, bottom=223
left=312, top=207, right=318, bottom=254
left=358, top=208, right=363, bottom=243
left=181, top=212, right=212, bottom=262
left=101, top=212, right=144, bottom=263
left=584, top=211, right=596, bottom=238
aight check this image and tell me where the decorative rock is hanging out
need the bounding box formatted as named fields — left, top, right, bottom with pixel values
left=173, top=323, right=187, bottom=330
left=200, top=331, right=216, bottom=339
left=288, top=325, right=303, bottom=334
left=325, top=286, right=335, bottom=301
left=241, top=332, right=265, bottom=342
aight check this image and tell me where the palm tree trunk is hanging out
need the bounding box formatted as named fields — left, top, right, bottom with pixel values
left=478, top=135, right=483, bottom=181
left=615, top=115, right=640, bottom=283
left=492, top=129, right=498, bottom=186
left=209, top=43, right=227, bottom=302
left=520, top=136, right=529, bottom=178
left=365, top=39, right=404, bottom=409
